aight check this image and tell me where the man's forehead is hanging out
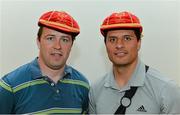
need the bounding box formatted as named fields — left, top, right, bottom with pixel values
left=107, top=29, right=135, bottom=35
left=42, top=27, right=72, bottom=37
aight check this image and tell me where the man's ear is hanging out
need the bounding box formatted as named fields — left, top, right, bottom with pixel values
left=36, top=37, right=40, bottom=49
left=137, top=39, right=141, bottom=51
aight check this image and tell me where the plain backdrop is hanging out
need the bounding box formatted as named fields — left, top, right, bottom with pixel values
left=0, top=0, right=180, bottom=85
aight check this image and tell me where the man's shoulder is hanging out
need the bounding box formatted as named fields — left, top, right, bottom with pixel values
left=1, top=62, right=32, bottom=87
left=91, top=73, right=109, bottom=91
left=89, top=73, right=110, bottom=102
left=146, top=67, right=176, bottom=85
left=65, top=65, right=89, bottom=84
left=145, top=67, right=180, bottom=109
left=145, top=67, right=179, bottom=94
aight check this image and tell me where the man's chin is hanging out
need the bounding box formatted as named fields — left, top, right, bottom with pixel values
left=112, top=60, right=130, bottom=67
left=48, top=64, right=65, bottom=70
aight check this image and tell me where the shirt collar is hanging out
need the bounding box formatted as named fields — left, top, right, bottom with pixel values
left=104, top=69, right=120, bottom=90
left=104, top=59, right=146, bottom=90
left=30, top=58, right=43, bottom=79
left=64, top=65, right=73, bottom=78
left=30, top=57, right=72, bottom=79
left=128, top=59, right=146, bottom=87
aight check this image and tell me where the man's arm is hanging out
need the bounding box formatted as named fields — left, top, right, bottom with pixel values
left=88, top=87, right=96, bottom=114
left=0, top=78, right=14, bottom=114
left=161, top=81, right=180, bottom=114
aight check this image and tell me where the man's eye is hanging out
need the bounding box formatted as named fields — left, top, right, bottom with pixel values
left=108, top=38, right=116, bottom=42
left=61, top=38, right=70, bottom=43
left=124, top=36, right=132, bottom=41
left=47, top=37, right=54, bottom=41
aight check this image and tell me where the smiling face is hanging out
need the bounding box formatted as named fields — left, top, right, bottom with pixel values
left=37, top=27, right=73, bottom=70
left=105, top=29, right=141, bottom=67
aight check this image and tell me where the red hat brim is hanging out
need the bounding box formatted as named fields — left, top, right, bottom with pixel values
left=39, top=19, right=80, bottom=35
left=100, top=23, right=142, bottom=36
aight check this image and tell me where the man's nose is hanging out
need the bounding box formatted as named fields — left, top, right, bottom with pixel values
left=115, top=38, right=124, bottom=49
left=54, top=39, right=62, bottom=49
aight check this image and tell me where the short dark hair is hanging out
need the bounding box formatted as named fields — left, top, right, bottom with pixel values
left=37, top=26, right=43, bottom=40
left=37, top=25, right=76, bottom=41
left=103, top=28, right=141, bottom=43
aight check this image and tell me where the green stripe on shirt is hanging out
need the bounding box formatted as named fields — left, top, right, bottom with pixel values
left=60, top=79, right=89, bottom=89
left=0, top=79, right=13, bottom=92
left=13, top=79, right=48, bottom=93
left=29, top=108, right=82, bottom=114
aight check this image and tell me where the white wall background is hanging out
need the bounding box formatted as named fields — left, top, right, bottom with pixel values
left=0, top=1, right=2, bottom=77
left=0, top=0, right=180, bottom=85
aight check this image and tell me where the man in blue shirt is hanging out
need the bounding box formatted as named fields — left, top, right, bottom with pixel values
left=0, top=11, right=89, bottom=114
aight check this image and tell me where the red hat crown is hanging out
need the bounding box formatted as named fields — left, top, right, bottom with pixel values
left=100, top=11, right=142, bottom=36
left=38, top=11, right=80, bottom=36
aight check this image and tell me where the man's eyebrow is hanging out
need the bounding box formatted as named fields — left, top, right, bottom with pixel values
left=123, top=35, right=136, bottom=38
left=61, top=35, right=70, bottom=37
left=44, top=34, right=55, bottom=37
left=108, top=36, right=117, bottom=38
left=61, top=35, right=72, bottom=39
left=124, top=34, right=132, bottom=36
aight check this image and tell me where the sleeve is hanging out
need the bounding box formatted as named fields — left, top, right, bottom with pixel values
left=88, top=87, right=96, bottom=114
left=0, top=79, right=14, bottom=114
left=81, top=87, right=89, bottom=114
left=161, top=81, right=180, bottom=114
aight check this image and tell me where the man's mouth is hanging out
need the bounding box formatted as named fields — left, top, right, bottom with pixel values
left=114, top=51, right=127, bottom=56
left=51, top=52, right=63, bottom=57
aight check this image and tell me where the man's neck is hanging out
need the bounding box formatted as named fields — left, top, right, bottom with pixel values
left=113, top=59, right=138, bottom=88
left=38, top=58, right=65, bottom=83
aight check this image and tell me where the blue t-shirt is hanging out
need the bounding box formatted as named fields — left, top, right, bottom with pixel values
left=0, top=58, right=89, bottom=114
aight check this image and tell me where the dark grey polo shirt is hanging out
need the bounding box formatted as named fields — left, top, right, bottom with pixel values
left=89, top=59, right=180, bottom=114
